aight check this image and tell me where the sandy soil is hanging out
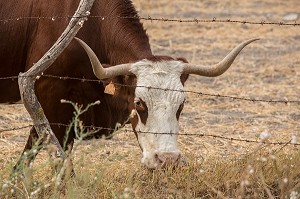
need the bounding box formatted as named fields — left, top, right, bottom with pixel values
left=0, top=0, right=300, bottom=170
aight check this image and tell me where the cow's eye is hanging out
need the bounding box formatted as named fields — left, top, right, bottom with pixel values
left=134, top=98, right=147, bottom=113
left=134, top=98, right=148, bottom=124
left=134, top=98, right=141, bottom=107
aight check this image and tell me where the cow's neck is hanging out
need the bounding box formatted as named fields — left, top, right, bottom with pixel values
left=95, top=0, right=153, bottom=64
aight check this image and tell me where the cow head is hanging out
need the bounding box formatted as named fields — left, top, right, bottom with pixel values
left=75, top=38, right=258, bottom=169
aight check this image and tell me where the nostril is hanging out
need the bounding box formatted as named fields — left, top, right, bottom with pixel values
left=154, top=153, right=163, bottom=164
left=156, top=151, right=181, bottom=165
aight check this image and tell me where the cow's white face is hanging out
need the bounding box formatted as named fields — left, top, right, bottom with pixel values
left=130, top=59, right=185, bottom=169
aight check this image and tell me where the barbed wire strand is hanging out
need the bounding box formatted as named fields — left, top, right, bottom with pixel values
left=0, top=123, right=299, bottom=146
left=0, top=125, right=32, bottom=133
left=0, top=15, right=299, bottom=26
left=1, top=74, right=299, bottom=104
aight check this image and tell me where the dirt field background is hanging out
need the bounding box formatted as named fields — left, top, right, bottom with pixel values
left=0, top=0, right=300, bottom=174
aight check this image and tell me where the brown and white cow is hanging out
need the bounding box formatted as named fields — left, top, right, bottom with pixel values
left=0, top=0, right=257, bottom=169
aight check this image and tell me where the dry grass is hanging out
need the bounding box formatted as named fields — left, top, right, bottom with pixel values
left=1, top=0, right=300, bottom=198
left=1, top=141, right=300, bottom=198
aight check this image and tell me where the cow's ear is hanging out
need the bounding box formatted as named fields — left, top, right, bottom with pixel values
left=177, top=58, right=189, bottom=85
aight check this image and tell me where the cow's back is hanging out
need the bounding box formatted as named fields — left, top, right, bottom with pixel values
left=0, top=1, right=81, bottom=103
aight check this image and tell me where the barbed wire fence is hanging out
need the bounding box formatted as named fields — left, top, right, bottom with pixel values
left=0, top=14, right=299, bottom=148
left=0, top=74, right=299, bottom=147
left=0, top=15, right=300, bottom=26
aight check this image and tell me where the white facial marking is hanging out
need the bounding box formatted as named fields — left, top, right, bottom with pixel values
left=130, top=59, right=185, bottom=168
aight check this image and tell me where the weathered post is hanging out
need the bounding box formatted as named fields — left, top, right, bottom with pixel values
left=18, top=0, right=96, bottom=159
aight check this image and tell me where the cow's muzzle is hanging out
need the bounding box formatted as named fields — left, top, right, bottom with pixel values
left=142, top=151, right=181, bottom=169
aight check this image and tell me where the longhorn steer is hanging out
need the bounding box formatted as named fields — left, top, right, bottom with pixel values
left=0, top=0, right=257, bottom=169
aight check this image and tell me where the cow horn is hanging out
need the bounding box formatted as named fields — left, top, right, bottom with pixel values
left=75, top=37, right=132, bottom=79
left=183, top=38, right=259, bottom=77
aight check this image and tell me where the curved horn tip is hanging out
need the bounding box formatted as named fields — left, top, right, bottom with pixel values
left=74, top=37, right=81, bottom=42
left=74, top=37, right=85, bottom=45
left=244, top=38, right=260, bottom=44
left=182, top=38, right=260, bottom=77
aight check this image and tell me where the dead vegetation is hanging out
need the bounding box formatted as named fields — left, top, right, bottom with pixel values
left=1, top=0, right=300, bottom=198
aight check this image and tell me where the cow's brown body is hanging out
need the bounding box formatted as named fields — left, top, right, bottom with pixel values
left=0, top=0, right=152, bottom=160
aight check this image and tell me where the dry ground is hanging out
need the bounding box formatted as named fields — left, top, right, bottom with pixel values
left=0, top=0, right=300, bottom=198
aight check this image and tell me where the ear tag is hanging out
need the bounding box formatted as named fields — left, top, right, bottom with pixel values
left=104, top=81, right=116, bottom=95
